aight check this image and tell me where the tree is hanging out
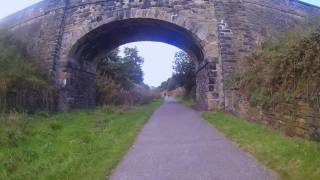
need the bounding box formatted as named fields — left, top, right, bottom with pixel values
left=172, top=51, right=196, bottom=93
left=158, top=51, right=196, bottom=98
left=121, top=47, right=144, bottom=88
left=96, top=46, right=147, bottom=105
left=97, top=48, right=121, bottom=80
left=97, top=47, right=144, bottom=90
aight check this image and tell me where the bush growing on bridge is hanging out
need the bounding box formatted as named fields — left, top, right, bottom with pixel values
left=235, top=21, right=320, bottom=110
left=0, top=33, right=56, bottom=112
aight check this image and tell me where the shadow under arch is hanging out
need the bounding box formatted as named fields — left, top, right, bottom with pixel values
left=62, top=18, right=205, bottom=109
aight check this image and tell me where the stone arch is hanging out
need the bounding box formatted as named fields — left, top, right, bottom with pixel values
left=1, top=0, right=319, bottom=112
left=69, top=18, right=204, bottom=67
left=58, top=16, right=220, bottom=110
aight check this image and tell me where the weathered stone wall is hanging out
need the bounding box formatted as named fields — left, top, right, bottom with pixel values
left=0, top=0, right=68, bottom=81
left=244, top=0, right=320, bottom=46
left=213, top=0, right=254, bottom=112
left=237, top=96, right=320, bottom=141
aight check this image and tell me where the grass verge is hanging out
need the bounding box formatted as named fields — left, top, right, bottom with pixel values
left=175, top=96, right=196, bottom=107
left=0, top=99, right=163, bottom=180
left=202, top=112, right=320, bottom=180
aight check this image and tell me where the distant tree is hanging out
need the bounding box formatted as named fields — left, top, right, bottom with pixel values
left=121, top=47, right=144, bottom=88
left=158, top=51, right=196, bottom=98
left=97, top=47, right=144, bottom=90
left=167, top=77, right=177, bottom=91
left=97, top=48, right=121, bottom=80
left=159, top=79, right=169, bottom=91
left=172, top=51, right=196, bottom=93
left=96, top=46, right=150, bottom=106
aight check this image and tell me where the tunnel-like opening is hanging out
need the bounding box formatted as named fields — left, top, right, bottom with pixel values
left=62, top=18, right=205, bottom=109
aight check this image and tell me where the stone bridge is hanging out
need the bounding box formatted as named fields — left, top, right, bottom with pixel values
left=0, top=0, right=319, bottom=111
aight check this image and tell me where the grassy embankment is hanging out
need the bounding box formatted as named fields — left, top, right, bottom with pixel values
left=202, top=112, right=320, bottom=180
left=0, top=99, right=163, bottom=180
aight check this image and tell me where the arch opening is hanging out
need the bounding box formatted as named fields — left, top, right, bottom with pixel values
left=62, top=18, right=205, bottom=109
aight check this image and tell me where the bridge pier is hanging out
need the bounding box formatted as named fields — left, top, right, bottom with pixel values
left=196, top=60, right=224, bottom=111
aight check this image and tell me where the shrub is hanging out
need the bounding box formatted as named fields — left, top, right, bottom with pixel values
left=0, top=32, right=57, bottom=112
left=235, top=22, right=320, bottom=110
left=96, top=78, right=160, bottom=106
left=96, top=47, right=160, bottom=106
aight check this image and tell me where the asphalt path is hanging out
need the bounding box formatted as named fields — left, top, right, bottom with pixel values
left=110, top=97, right=275, bottom=180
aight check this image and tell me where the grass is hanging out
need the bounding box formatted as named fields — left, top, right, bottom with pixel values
left=0, top=99, right=163, bottom=180
left=202, top=112, right=320, bottom=180
left=175, top=96, right=196, bottom=107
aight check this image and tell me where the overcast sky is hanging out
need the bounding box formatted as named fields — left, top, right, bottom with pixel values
left=0, top=0, right=319, bottom=86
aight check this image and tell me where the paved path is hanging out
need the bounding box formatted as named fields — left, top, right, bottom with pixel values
left=110, top=98, right=275, bottom=180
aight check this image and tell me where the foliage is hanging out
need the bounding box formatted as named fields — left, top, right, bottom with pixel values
left=0, top=32, right=55, bottom=112
left=0, top=99, right=163, bottom=180
left=159, top=51, right=196, bottom=99
left=172, top=51, right=196, bottom=93
left=159, top=77, right=178, bottom=91
left=234, top=24, right=320, bottom=109
left=0, top=46, right=49, bottom=91
left=203, top=111, right=320, bottom=180
left=96, top=47, right=160, bottom=106
left=0, top=112, right=30, bottom=147
left=97, top=79, right=159, bottom=106
left=97, top=47, right=144, bottom=90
